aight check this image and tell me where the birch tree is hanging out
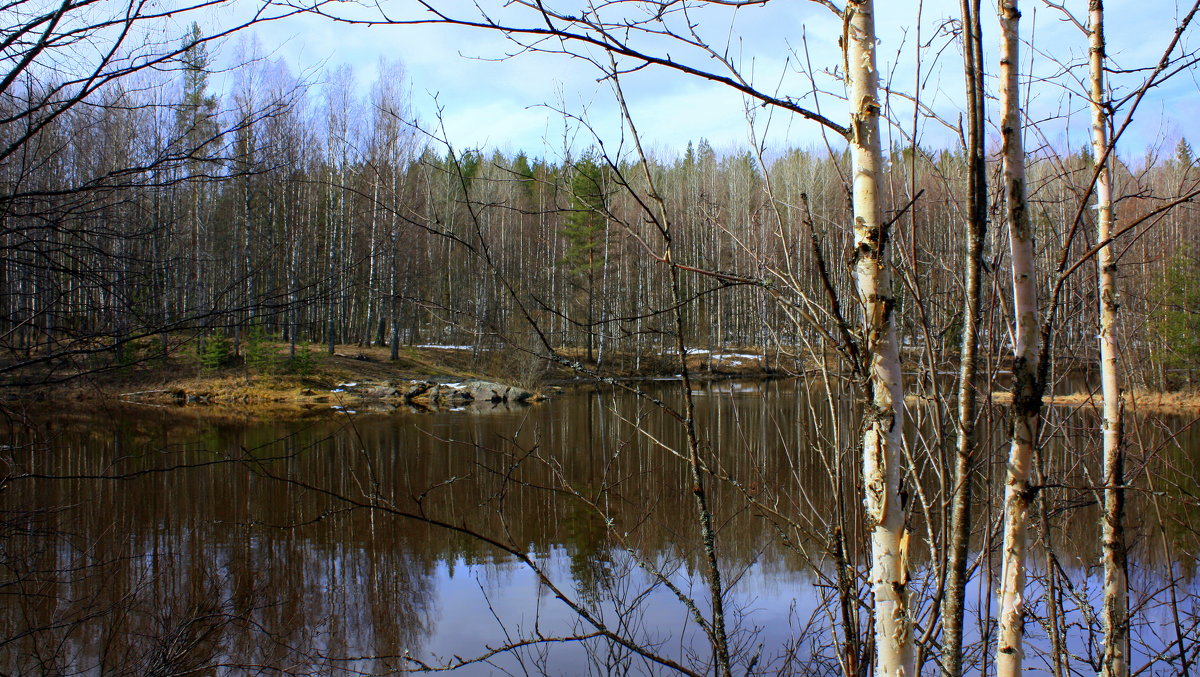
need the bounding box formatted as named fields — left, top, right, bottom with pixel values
left=846, top=2, right=915, bottom=674
left=996, top=0, right=1043, bottom=673
left=1088, top=1, right=1129, bottom=673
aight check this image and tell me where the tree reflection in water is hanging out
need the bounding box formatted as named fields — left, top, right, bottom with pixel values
left=2, top=380, right=1198, bottom=674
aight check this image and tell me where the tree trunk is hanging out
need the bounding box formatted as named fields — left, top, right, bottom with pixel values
left=847, top=2, right=914, bottom=675
left=327, top=170, right=338, bottom=355
left=942, top=1, right=986, bottom=674
left=365, top=178, right=380, bottom=346
left=1090, top=1, right=1129, bottom=674
left=996, top=0, right=1042, bottom=674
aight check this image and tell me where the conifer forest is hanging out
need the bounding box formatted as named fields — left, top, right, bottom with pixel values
left=3, top=0, right=1200, bottom=675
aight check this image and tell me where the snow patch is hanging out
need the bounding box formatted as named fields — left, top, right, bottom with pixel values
left=713, top=353, right=759, bottom=360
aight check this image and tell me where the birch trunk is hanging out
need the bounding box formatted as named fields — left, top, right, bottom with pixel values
left=847, top=2, right=914, bottom=674
left=996, top=1, right=1042, bottom=674
left=389, top=177, right=401, bottom=361
left=242, top=154, right=253, bottom=351
left=1090, top=1, right=1129, bottom=674
left=326, top=169, right=339, bottom=355
left=942, top=1, right=986, bottom=673
left=365, top=178, right=379, bottom=346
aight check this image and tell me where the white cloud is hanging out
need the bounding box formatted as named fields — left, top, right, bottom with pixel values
left=224, top=0, right=1197, bottom=156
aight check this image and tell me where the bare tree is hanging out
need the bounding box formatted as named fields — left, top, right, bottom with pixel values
left=845, top=2, right=915, bottom=674
left=0, top=0, right=306, bottom=384
left=995, top=0, right=1042, bottom=673
left=942, top=1, right=988, bottom=674
left=1087, top=2, right=1129, bottom=674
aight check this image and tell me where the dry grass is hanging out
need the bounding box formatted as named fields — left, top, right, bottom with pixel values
left=46, top=339, right=1198, bottom=422
left=8, top=341, right=483, bottom=409
left=989, top=388, right=1200, bottom=416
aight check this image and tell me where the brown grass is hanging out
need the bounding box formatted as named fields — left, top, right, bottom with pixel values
left=6, top=341, right=488, bottom=411
left=989, top=388, right=1200, bottom=416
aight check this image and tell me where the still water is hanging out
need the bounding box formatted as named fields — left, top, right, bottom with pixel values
left=3, top=379, right=1198, bottom=675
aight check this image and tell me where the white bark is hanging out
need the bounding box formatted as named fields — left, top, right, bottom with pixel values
left=847, top=2, right=914, bottom=675
left=996, top=1, right=1041, bottom=674
left=365, top=178, right=379, bottom=345
left=1091, top=1, right=1129, bottom=674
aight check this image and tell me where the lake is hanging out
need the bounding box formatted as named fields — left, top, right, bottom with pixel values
left=3, top=379, right=1197, bottom=675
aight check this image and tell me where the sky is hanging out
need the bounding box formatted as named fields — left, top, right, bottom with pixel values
left=204, top=0, right=1199, bottom=160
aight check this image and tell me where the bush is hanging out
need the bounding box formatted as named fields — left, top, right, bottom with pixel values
left=287, top=344, right=317, bottom=376
left=199, top=331, right=233, bottom=371
left=244, top=325, right=279, bottom=374
left=114, top=337, right=139, bottom=369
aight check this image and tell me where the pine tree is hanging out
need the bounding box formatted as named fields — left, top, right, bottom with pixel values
left=1155, top=247, right=1200, bottom=386
left=1174, top=137, right=1195, bottom=168
left=559, top=153, right=609, bottom=362
left=176, top=23, right=219, bottom=327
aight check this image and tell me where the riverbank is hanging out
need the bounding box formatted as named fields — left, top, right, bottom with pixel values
left=1, top=341, right=786, bottom=418
left=6, top=340, right=1199, bottom=419
left=989, top=388, right=1200, bottom=416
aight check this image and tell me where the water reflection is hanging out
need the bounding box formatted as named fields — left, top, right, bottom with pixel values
left=2, top=380, right=1198, bottom=674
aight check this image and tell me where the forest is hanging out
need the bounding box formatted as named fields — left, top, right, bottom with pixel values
left=3, top=0, right=1200, bottom=675
left=3, top=26, right=1199, bottom=389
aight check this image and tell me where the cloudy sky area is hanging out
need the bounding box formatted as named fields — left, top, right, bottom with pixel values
left=208, top=0, right=1198, bottom=160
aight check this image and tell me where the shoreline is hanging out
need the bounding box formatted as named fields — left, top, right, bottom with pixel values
left=987, top=389, right=1200, bottom=416
left=5, top=341, right=1199, bottom=420
left=1, top=342, right=787, bottom=420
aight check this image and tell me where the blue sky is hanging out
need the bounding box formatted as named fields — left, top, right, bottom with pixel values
left=215, top=0, right=1198, bottom=160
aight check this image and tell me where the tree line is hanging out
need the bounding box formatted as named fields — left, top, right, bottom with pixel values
left=3, top=30, right=1198, bottom=388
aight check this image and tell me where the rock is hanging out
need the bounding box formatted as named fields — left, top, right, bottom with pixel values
left=394, top=379, right=536, bottom=409
left=459, top=379, right=534, bottom=403
left=428, top=384, right=472, bottom=403
left=402, top=382, right=434, bottom=401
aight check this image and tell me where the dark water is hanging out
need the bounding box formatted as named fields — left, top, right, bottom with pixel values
left=3, top=380, right=1198, bottom=675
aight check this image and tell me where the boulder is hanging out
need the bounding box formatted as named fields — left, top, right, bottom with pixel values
left=459, top=379, right=534, bottom=403
left=364, top=386, right=399, bottom=398
left=402, top=382, right=434, bottom=401
left=393, top=379, right=537, bottom=408
left=428, top=384, right=472, bottom=403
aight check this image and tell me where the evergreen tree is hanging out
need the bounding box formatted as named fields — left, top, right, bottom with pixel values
left=512, top=152, right=536, bottom=206
left=177, top=23, right=219, bottom=156
left=1174, top=137, right=1195, bottom=168
left=559, top=153, right=609, bottom=362
left=176, top=23, right=220, bottom=327
left=1155, top=247, right=1200, bottom=386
